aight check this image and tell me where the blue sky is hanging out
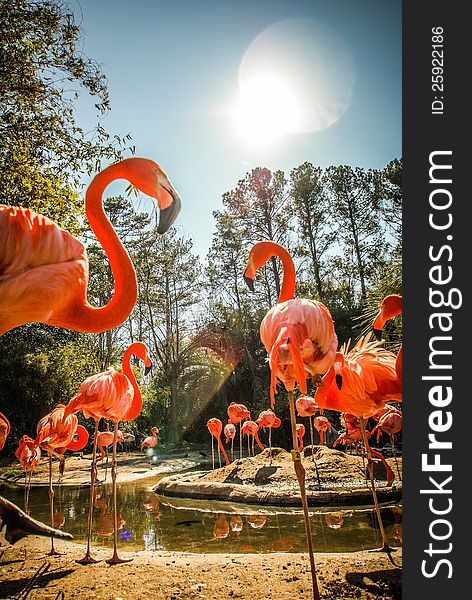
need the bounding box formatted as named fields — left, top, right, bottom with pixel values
left=74, top=0, right=401, bottom=258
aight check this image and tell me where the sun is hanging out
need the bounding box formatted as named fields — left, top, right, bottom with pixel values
left=233, top=73, right=302, bottom=147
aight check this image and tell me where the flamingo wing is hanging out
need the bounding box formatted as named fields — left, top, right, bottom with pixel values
left=65, top=368, right=134, bottom=422
left=0, top=206, right=87, bottom=335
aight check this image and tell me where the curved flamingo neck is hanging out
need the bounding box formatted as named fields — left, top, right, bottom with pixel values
left=67, top=162, right=138, bottom=332
left=121, top=343, right=144, bottom=421
left=255, top=242, right=296, bottom=302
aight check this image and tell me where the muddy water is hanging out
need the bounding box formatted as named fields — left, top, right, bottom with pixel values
left=1, top=475, right=402, bottom=554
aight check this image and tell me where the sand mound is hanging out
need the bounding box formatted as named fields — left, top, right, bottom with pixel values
left=155, top=446, right=402, bottom=506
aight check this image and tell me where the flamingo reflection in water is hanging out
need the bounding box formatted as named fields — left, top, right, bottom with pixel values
left=213, top=514, right=230, bottom=539
left=247, top=514, right=267, bottom=529
left=230, top=515, right=243, bottom=535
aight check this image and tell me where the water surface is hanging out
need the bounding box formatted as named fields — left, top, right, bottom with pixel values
left=1, top=474, right=402, bottom=554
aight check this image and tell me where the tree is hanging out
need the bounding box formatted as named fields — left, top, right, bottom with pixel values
left=220, top=167, right=293, bottom=307
left=378, top=157, right=402, bottom=251
left=324, top=166, right=385, bottom=300
left=290, top=162, right=335, bottom=300
left=0, top=0, right=128, bottom=229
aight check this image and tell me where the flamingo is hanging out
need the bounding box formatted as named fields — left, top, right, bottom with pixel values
left=227, top=402, right=250, bottom=460
left=256, top=409, right=281, bottom=464
left=315, top=336, right=402, bottom=554
left=333, top=423, right=364, bottom=454
left=372, top=403, right=401, bottom=422
left=241, top=420, right=264, bottom=457
left=0, top=158, right=180, bottom=542
left=206, top=418, right=230, bottom=469
left=244, top=241, right=338, bottom=600
left=0, top=158, right=180, bottom=337
left=15, top=435, right=41, bottom=513
left=223, top=421, right=237, bottom=462
left=296, top=396, right=321, bottom=462
left=96, top=429, right=125, bottom=480
left=313, top=415, right=332, bottom=446
left=35, top=405, right=89, bottom=555
left=371, top=409, right=403, bottom=480
left=64, top=342, right=152, bottom=565
left=0, top=411, right=10, bottom=451
left=141, top=427, right=159, bottom=467
left=373, top=294, right=402, bottom=385
left=296, top=423, right=305, bottom=451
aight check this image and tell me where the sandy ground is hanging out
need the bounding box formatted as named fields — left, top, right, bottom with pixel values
left=0, top=448, right=402, bottom=599
left=0, top=537, right=402, bottom=599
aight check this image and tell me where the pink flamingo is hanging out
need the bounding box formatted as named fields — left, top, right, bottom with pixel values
left=35, top=405, right=89, bottom=555
left=373, top=294, right=402, bottom=385
left=313, top=415, right=332, bottom=446
left=15, top=435, right=42, bottom=512
left=224, top=421, right=237, bottom=462
left=207, top=418, right=230, bottom=469
left=141, top=426, right=159, bottom=466
left=244, top=241, right=338, bottom=600
left=64, top=342, right=152, bottom=564
left=296, top=423, right=305, bottom=451
left=256, top=409, right=281, bottom=464
left=372, top=409, right=403, bottom=480
left=296, top=395, right=321, bottom=461
left=241, top=420, right=264, bottom=457
left=96, top=429, right=125, bottom=480
left=227, top=402, right=251, bottom=460
left=315, top=336, right=402, bottom=553
left=0, top=411, right=10, bottom=451
left=0, top=158, right=180, bottom=337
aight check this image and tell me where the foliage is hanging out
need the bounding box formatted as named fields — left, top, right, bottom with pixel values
left=0, top=0, right=129, bottom=230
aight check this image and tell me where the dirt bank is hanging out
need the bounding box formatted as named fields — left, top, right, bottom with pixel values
left=0, top=536, right=401, bottom=599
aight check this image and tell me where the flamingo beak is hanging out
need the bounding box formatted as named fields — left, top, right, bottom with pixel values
left=243, top=274, right=255, bottom=291
left=157, top=189, right=181, bottom=234
left=373, top=327, right=383, bottom=341
left=144, top=363, right=153, bottom=376
left=335, top=374, right=343, bottom=391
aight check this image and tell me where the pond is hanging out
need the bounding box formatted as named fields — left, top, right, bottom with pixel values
left=1, top=474, right=402, bottom=554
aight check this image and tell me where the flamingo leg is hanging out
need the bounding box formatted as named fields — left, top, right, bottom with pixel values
left=77, top=419, right=101, bottom=564
left=269, top=428, right=272, bottom=465
left=359, top=418, right=395, bottom=555
left=239, top=423, right=243, bottom=460
left=391, top=434, right=401, bottom=481
left=106, top=422, right=132, bottom=565
left=25, top=470, right=32, bottom=514
left=309, top=417, right=314, bottom=462
left=217, top=439, right=221, bottom=468
left=47, top=453, right=60, bottom=556
left=231, top=438, right=234, bottom=462
left=211, top=436, right=215, bottom=470
left=288, top=391, right=320, bottom=600
left=247, top=435, right=250, bottom=457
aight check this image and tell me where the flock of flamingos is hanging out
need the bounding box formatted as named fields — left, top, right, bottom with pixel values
left=0, top=157, right=402, bottom=600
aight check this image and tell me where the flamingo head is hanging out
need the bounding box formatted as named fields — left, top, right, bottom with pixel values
left=373, top=294, right=402, bottom=339
left=121, top=158, right=181, bottom=234
left=130, top=342, right=153, bottom=375
left=243, top=241, right=286, bottom=292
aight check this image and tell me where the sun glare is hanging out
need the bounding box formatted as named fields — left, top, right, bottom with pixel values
left=234, top=74, right=302, bottom=146
left=231, top=19, right=355, bottom=150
